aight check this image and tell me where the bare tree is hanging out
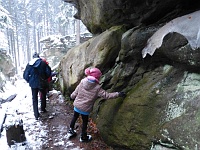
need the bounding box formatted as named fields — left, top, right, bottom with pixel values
left=76, top=19, right=80, bottom=45
left=23, top=0, right=30, bottom=61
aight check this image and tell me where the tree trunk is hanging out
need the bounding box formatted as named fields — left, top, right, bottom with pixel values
left=24, top=0, right=30, bottom=61
left=76, top=19, right=80, bottom=45
left=15, top=13, right=20, bottom=69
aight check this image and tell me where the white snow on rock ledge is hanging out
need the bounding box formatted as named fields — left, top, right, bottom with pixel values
left=142, top=10, right=200, bottom=58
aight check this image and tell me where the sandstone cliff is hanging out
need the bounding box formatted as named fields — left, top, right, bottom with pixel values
left=60, top=0, right=200, bottom=149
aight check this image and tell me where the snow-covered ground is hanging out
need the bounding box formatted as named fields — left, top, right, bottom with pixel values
left=0, top=75, right=50, bottom=149
left=0, top=74, right=82, bottom=150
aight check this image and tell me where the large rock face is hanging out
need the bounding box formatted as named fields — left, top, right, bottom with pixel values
left=60, top=26, right=125, bottom=94
left=0, top=52, right=15, bottom=77
left=0, top=52, right=15, bottom=91
left=64, top=0, right=200, bottom=34
left=61, top=0, right=200, bottom=149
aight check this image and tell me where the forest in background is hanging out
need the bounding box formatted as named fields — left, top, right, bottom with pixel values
left=0, top=0, right=89, bottom=73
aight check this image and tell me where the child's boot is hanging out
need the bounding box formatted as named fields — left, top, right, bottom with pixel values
left=80, top=132, right=92, bottom=142
left=66, top=128, right=77, bottom=139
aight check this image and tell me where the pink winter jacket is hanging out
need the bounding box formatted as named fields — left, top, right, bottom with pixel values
left=71, top=77, right=119, bottom=113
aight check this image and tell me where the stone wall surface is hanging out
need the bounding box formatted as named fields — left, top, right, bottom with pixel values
left=61, top=0, right=200, bottom=149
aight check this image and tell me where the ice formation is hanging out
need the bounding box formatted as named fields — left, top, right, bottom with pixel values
left=142, top=10, right=200, bottom=58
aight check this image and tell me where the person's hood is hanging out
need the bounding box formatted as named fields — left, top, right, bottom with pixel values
left=82, top=77, right=97, bottom=90
left=29, top=58, right=42, bottom=67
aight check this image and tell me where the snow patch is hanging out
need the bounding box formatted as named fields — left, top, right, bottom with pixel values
left=142, top=10, right=200, bottom=58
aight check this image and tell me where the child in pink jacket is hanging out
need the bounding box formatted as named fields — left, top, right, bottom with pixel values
left=68, top=67, right=126, bottom=142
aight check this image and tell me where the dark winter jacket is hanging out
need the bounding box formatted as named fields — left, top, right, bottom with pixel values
left=23, top=58, right=51, bottom=88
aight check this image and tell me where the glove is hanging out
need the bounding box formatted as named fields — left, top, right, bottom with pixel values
left=118, top=92, right=126, bottom=98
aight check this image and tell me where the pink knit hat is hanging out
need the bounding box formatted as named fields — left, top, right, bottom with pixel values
left=85, top=67, right=102, bottom=82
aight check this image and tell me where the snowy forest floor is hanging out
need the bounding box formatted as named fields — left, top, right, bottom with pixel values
left=0, top=76, right=113, bottom=150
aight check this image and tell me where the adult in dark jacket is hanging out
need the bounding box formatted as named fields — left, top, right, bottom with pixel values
left=23, top=52, right=51, bottom=120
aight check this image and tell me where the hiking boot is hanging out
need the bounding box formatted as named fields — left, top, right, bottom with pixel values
left=80, top=134, right=92, bottom=142
left=67, top=128, right=77, bottom=138
left=35, top=113, right=40, bottom=120
left=41, top=109, right=47, bottom=113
